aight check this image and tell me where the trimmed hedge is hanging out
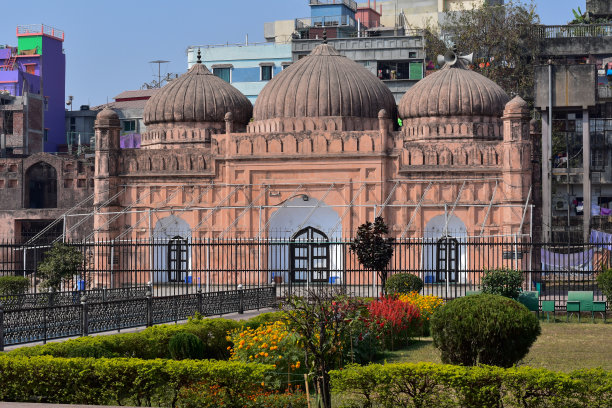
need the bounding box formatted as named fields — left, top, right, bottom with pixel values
left=0, top=355, right=273, bottom=406
left=330, top=363, right=612, bottom=408
left=0, top=276, right=29, bottom=296
left=8, top=317, right=244, bottom=360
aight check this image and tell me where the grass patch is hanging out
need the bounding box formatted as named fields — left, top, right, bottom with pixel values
left=378, top=321, right=612, bottom=372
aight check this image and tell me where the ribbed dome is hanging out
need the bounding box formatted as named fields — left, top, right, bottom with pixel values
left=398, top=63, right=510, bottom=120
left=253, top=44, right=396, bottom=121
left=143, top=63, right=252, bottom=126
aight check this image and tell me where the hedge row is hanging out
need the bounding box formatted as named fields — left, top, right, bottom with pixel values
left=8, top=311, right=284, bottom=360
left=330, top=363, right=612, bottom=408
left=0, top=355, right=273, bottom=406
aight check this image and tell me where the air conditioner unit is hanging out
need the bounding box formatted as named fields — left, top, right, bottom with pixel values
left=554, top=199, right=569, bottom=211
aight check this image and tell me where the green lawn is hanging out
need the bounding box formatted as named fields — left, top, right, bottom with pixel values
left=379, top=321, right=612, bottom=372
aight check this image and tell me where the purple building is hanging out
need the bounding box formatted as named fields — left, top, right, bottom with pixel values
left=0, top=25, right=66, bottom=152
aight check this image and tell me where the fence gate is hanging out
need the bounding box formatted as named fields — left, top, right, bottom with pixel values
left=436, top=236, right=459, bottom=283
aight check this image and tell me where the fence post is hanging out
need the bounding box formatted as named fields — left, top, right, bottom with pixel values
left=146, top=289, right=153, bottom=327
left=238, top=284, right=244, bottom=314
left=197, top=289, right=202, bottom=315
left=81, top=295, right=89, bottom=336
left=0, top=304, right=4, bottom=352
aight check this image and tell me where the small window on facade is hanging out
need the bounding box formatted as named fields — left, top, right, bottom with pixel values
left=26, top=65, right=35, bottom=75
left=213, top=68, right=231, bottom=83
left=261, top=65, right=273, bottom=81
left=4, top=111, right=13, bottom=134
left=409, top=51, right=417, bottom=58
left=122, top=120, right=136, bottom=132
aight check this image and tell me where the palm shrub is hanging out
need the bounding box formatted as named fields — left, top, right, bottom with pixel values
left=169, top=332, right=205, bottom=360
left=430, top=294, right=540, bottom=367
left=386, top=273, right=424, bottom=296
left=596, top=268, right=612, bottom=307
left=481, top=268, right=524, bottom=299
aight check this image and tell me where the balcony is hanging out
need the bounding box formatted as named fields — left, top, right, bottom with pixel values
left=309, top=0, right=357, bottom=12
left=296, top=15, right=357, bottom=30
left=599, top=86, right=612, bottom=99
left=16, top=24, right=64, bottom=41
left=534, top=24, right=612, bottom=39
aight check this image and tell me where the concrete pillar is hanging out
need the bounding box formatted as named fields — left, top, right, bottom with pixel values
left=541, top=111, right=551, bottom=242
left=583, top=109, right=591, bottom=242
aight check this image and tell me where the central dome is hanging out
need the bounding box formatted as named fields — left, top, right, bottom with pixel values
left=251, top=43, right=396, bottom=132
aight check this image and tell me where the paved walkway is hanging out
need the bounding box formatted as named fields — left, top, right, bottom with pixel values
left=2, top=308, right=274, bottom=352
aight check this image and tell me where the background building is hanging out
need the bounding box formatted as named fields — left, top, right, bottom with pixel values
left=535, top=0, right=612, bottom=242
left=0, top=25, right=66, bottom=152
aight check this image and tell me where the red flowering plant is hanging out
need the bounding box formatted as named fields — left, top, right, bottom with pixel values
left=367, top=296, right=422, bottom=350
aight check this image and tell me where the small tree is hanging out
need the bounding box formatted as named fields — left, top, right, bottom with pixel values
left=37, top=242, right=83, bottom=291
left=596, top=268, right=612, bottom=308
left=350, top=217, right=394, bottom=295
left=282, top=288, right=366, bottom=408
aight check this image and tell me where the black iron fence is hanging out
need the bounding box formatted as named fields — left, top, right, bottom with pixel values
left=0, top=238, right=609, bottom=304
left=0, top=286, right=275, bottom=349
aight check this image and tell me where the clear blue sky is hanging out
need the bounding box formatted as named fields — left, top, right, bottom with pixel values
left=0, top=0, right=586, bottom=108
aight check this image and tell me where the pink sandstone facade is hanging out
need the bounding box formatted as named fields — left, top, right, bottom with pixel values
left=90, top=45, right=533, bottom=287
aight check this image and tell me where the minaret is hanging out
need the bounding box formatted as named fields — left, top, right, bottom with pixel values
left=93, top=107, right=121, bottom=241
left=501, top=96, right=532, bottom=236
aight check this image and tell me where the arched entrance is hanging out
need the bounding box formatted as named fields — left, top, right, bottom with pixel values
left=153, top=215, right=192, bottom=283
left=268, top=196, right=342, bottom=283
left=422, top=214, right=467, bottom=284
left=25, top=162, right=57, bottom=208
left=289, top=227, right=330, bottom=283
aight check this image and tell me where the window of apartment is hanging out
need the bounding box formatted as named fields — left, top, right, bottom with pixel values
left=260, top=63, right=274, bottom=81
left=3, top=111, right=13, bottom=135
left=377, top=61, right=423, bottom=80
left=122, top=120, right=136, bottom=133
left=212, top=64, right=233, bottom=83
left=24, top=64, right=36, bottom=75
left=281, top=62, right=292, bottom=70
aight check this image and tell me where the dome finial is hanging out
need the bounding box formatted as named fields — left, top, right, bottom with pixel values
left=322, top=29, right=327, bottom=44
left=197, top=48, right=202, bottom=64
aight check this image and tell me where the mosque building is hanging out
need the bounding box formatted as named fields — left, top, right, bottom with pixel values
left=89, top=40, right=534, bottom=287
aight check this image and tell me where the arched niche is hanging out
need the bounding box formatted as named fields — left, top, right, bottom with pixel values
left=152, top=215, right=192, bottom=283
left=25, top=162, right=57, bottom=209
left=421, top=214, right=468, bottom=284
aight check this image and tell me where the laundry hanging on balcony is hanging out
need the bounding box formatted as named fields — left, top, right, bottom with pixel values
left=540, top=248, right=593, bottom=272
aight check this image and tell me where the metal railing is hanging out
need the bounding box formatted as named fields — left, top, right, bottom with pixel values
left=0, top=239, right=608, bottom=303
left=599, top=86, right=612, bottom=99
left=296, top=15, right=357, bottom=29
left=534, top=24, right=612, bottom=39
left=16, top=24, right=64, bottom=41
left=310, top=0, right=357, bottom=12
left=0, top=286, right=275, bottom=348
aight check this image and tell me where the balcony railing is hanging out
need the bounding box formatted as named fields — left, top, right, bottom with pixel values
left=599, top=86, right=612, bottom=99
left=310, top=0, right=357, bottom=12
left=296, top=15, right=357, bottom=30
left=534, top=24, right=612, bottom=39
left=16, top=24, right=64, bottom=41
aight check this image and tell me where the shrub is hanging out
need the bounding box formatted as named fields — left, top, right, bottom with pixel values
left=597, top=268, right=612, bottom=307
left=430, top=294, right=540, bottom=367
left=0, top=276, right=29, bottom=296
left=0, top=355, right=273, bottom=406
left=367, top=296, right=421, bottom=349
left=242, top=311, right=286, bottom=329
left=177, top=383, right=308, bottom=408
left=330, top=363, right=612, bottom=408
left=481, top=268, right=524, bottom=299
left=229, top=320, right=304, bottom=388
left=169, top=332, right=205, bottom=360
left=386, top=273, right=424, bottom=295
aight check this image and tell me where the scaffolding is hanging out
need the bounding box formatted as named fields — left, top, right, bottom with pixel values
left=51, top=176, right=533, bottom=242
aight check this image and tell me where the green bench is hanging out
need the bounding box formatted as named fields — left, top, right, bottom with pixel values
left=566, top=291, right=607, bottom=322
left=465, top=290, right=481, bottom=296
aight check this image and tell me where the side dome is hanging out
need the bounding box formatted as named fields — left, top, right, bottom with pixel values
left=143, top=63, right=252, bottom=126
left=95, top=107, right=120, bottom=127
left=250, top=43, right=397, bottom=133
left=398, top=61, right=510, bottom=120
